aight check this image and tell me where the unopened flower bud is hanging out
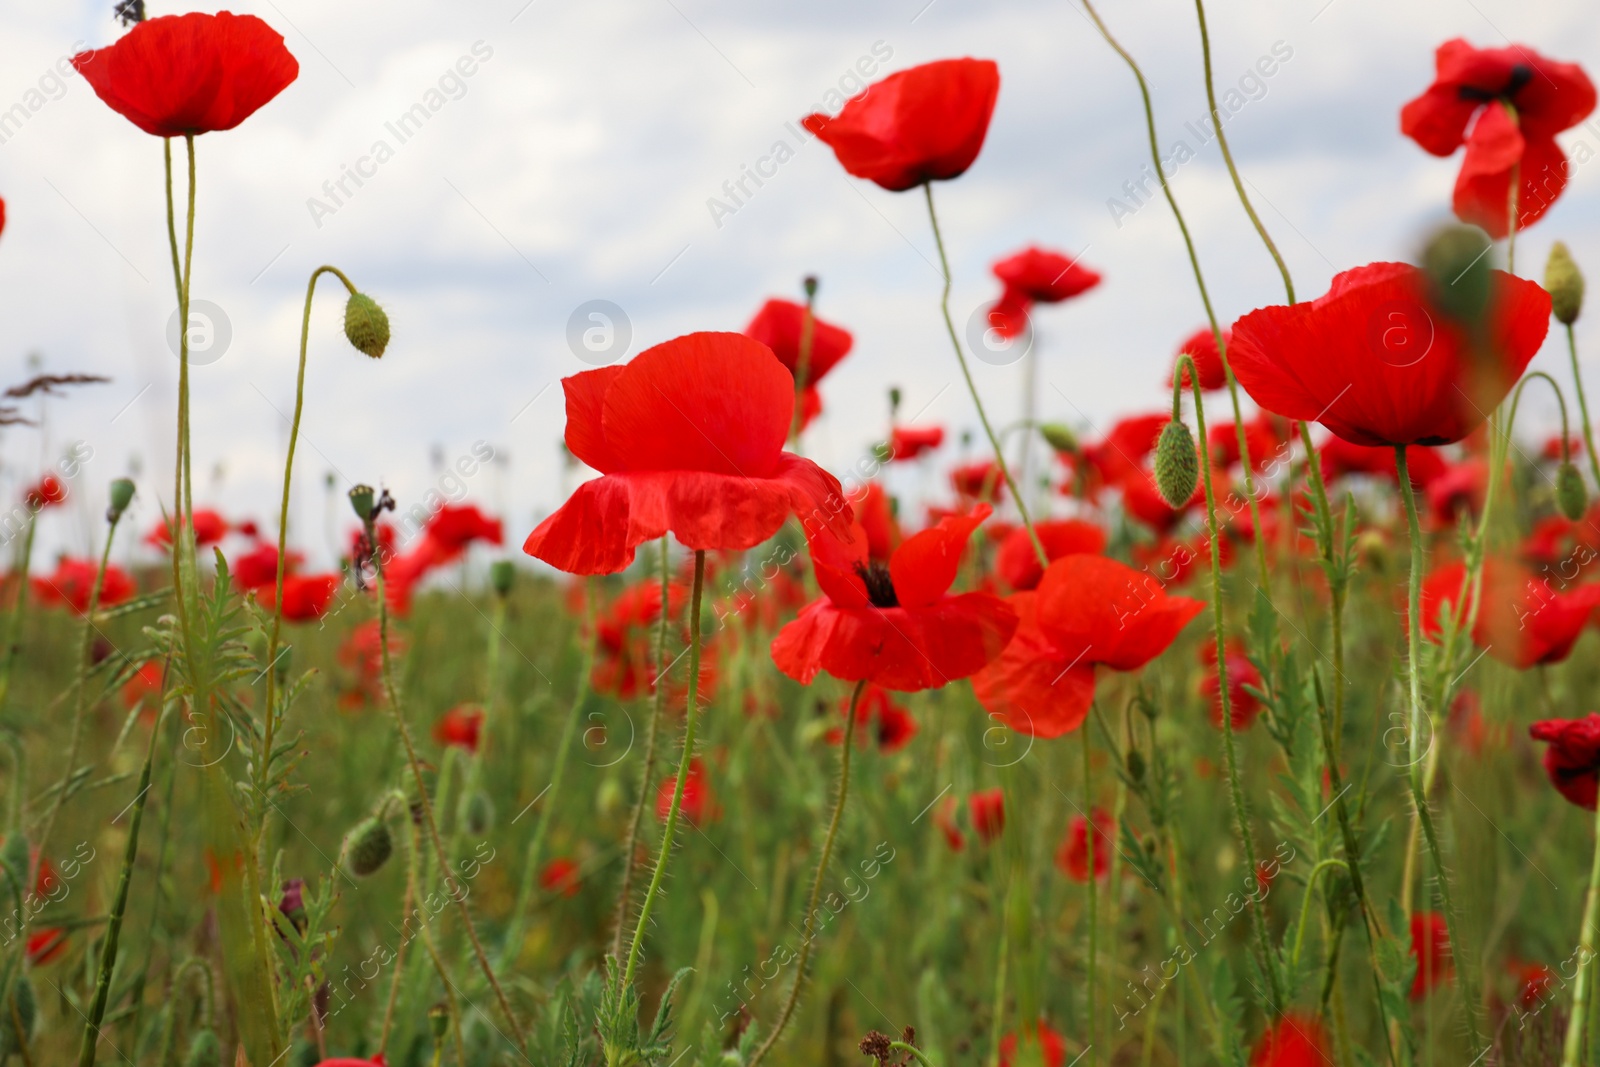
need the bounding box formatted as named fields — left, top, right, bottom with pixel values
left=1422, top=223, right=1492, bottom=328
left=344, top=816, right=393, bottom=877
left=1355, top=529, right=1390, bottom=574
left=462, top=791, right=494, bottom=836
left=429, top=1003, right=451, bottom=1042
left=802, top=275, right=819, bottom=300
left=1125, top=749, right=1146, bottom=783
left=0, top=835, right=30, bottom=893
left=0, top=975, right=35, bottom=1058
left=348, top=484, right=375, bottom=523
left=344, top=292, right=391, bottom=359
left=1039, top=422, right=1078, bottom=453
left=107, top=478, right=135, bottom=522
left=1153, top=421, right=1198, bottom=507
left=1547, top=242, right=1585, bottom=325
left=1558, top=461, right=1588, bottom=521
left=888, top=386, right=902, bottom=415
left=183, top=1029, right=222, bottom=1067
left=490, top=560, right=515, bottom=597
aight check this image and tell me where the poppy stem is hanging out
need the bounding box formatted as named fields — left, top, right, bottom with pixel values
left=922, top=182, right=1047, bottom=568
left=888, top=1040, right=939, bottom=1067
left=1507, top=157, right=1521, bottom=276
left=1562, top=796, right=1600, bottom=1067
left=0, top=510, right=39, bottom=720
left=1083, top=722, right=1098, bottom=1067
left=747, top=677, right=866, bottom=1067
left=622, top=548, right=708, bottom=990
left=1566, top=324, right=1600, bottom=488
left=790, top=291, right=816, bottom=451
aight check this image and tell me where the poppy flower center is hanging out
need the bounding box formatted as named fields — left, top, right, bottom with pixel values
left=1458, top=63, right=1533, bottom=104
left=854, top=561, right=899, bottom=608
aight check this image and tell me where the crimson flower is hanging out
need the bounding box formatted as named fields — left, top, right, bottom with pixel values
left=826, top=685, right=918, bottom=754
left=1410, top=911, right=1453, bottom=1000
left=255, top=574, right=341, bottom=622
left=988, top=246, right=1100, bottom=338
left=995, top=518, right=1106, bottom=592
left=32, top=558, right=136, bottom=614
left=802, top=59, right=1000, bottom=192
left=1318, top=437, right=1448, bottom=489
left=998, top=1022, right=1066, bottom=1067
left=146, top=508, right=229, bottom=548
left=854, top=483, right=902, bottom=562
left=1515, top=961, right=1556, bottom=1009
left=24, top=474, right=67, bottom=510
left=1168, top=327, right=1231, bottom=392
left=950, top=460, right=1006, bottom=503
left=889, top=425, right=945, bottom=461
left=591, top=578, right=686, bottom=699
left=1078, top=413, right=1169, bottom=487
left=1056, top=808, right=1113, bottom=882
left=1228, top=262, right=1550, bottom=447
left=230, top=542, right=301, bottom=591
left=969, top=788, right=1005, bottom=843
left=525, top=332, right=851, bottom=575
left=539, top=857, right=582, bottom=898
left=122, top=660, right=165, bottom=716
left=770, top=504, right=1017, bottom=692
left=744, top=299, right=853, bottom=429
left=27, top=928, right=67, bottom=966
left=973, top=555, right=1204, bottom=738
left=424, top=504, right=503, bottom=556
left=1419, top=558, right=1600, bottom=669
left=1425, top=458, right=1490, bottom=527
left=1249, top=1013, right=1331, bottom=1067
left=1402, top=40, right=1596, bottom=238
left=1529, top=714, right=1600, bottom=809
left=933, top=796, right=964, bottom=851
left=1207, top=416, right=1284, bottom=472
left=434, top=705, right=485, bottom=754
left=1201, top=639, right=1262, bottom=730
left=72, top=12, right=299, bottom=137
left=656, top=757, right=713, bottom=826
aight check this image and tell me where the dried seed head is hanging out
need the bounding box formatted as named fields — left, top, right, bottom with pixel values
left=1547, top=242, right=1585, bottom=325
left=1153, top=420, right=1199, bottom=508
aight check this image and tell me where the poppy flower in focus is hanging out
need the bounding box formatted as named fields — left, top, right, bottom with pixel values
left=770, top=504, right=1017, bottom=692
left=1401, top=40, right=1596, bottom=237
left=1529, top=713, right=1600, bottom=809
left=973, top=554, right=1204, bottom=738
left=998, top=1021, right=1066, bottom=1067
left=1418, top=558, right=1600, bottom=669
left=24, top=474, right=67, bottom=510
left=1410, top=911, right=1453, bottom=999
left=826, top=684, right=918, bottom=754
left=1228, top=262, right=1550, bottom=447
left=1201, top=639, right=1262, bottom=730
left=889, top=425, right=945, bottom=461
left=969, top=788, right=1004, bottom=843
left=1318, top=437, right=1448, bottom=489
left=72, top=12, right=299, bottom=137
left=801, top=58, right=1000, bottom=192
left=656, top=757, right=713, bottom=826
left=255, top=574, right=341, bottom=622
left=1056, top=808, right=1113, bottom=882
left=1249, top=1013, right=1332, bottom=1067
left=539, top=857, right=582, bottom=898
left=524, top=332, right=852, bottom=575
left=146, top=509, right=229, bottom=549
left=1168, top=327, right=1231, bottom=392
left=744, top=299, right=854, bottom=430
left=434, top=705, right=485, bottom=754
left=995, top=518, right=1106, bottom=592
left=32, top=558, right=136, bottom=614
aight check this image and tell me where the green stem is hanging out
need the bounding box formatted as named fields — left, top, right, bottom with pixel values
left=747, top=677, right=866, bottom=1067
left=1083, top=724, right=1097, bottom=1067
left=889, top=1040, right=939, bottom=1067
left=0, top=512, right=38, bottom=719
left=789, top=297, right=816, bottom=450
left=1562, top=795, right=1600, bottom=1067
left=1290, top=859, right=1349, bottom=971
left=1567, top=324, right=1600, bottom=489
left=922, top=182, right=1047, bottom=568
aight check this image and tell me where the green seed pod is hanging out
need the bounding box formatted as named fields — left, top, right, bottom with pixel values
left=1153, top=421, right=1198, bottom=508
left=1422, top=223, right=1493, bottom=328
left=1558, top=461, right=1588, bottom=521
left=108, top=478, right=136, bottom=522
left=462, top=790, right=495, bottom=836
left=490, top=560, right=515, bottom=597
left=0, top=975, right=35, bottom=1059
left=348, top=484, right=376, bottom=523
left=344, top=292, right=391, bottom=359
left=183, top=1029, right=222, bottom=1067
left=345, top=816, right=394, bottom=877
left=1547, top=241, right=1585, bottom=325
left=1039, top=422, right=1078, bottom=453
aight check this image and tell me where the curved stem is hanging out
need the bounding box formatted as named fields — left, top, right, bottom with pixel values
left=1567, top=324, right=1600, bottom=488
left=1562, top=796, right=1600, bottom=1067
left=1290, top=859, right=1349, bottom=971
left=889, top=1040, right=939, bottom=1067
left=922, top=182, right=1047, bottom=568
left=747, top=678, right=866, bottom=1067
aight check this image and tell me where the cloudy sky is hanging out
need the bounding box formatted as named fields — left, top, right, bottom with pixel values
left=2, top=0, right=1598, bottom=567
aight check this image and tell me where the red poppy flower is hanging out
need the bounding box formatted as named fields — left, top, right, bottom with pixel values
left=973, top=555, right=1204, bottom=738
left=1168, top=327, right=1231, bottom=393
left=524, top=332, right=851, bottom=575
left=1515, top=961, right=1556, bottom=1009
left=539, top=857, right=582, bottom=898
left=855, top=482, right=901, bottom=562
left=656, top=756, right=713, bottom=826
left=1207, top=417, right=1284, bottom=473
left=968, top=788, right=1005, bottom=843
left=424, top=504, right=503, bottom=555
left=995, top=518, right=1105, bottom=592
left=146, top=508, right=230, bottom=549
left=1201, top=639, right=1262, bottom=730
left=1419, top=558, right=1600, bottom=669
left=122, top=660, right=165, bottom=716
left=1401, top=40, right=1596, bottom=237
left=993, top=246, right=1101, bottom=305
left=950, top=460, right=1006, bottom=503
left=434, top=705, right=485, bottom=754
left=1410, top=911, right=1453, bottom=1000
left=1425, top=458, right=1490, bottom=528
left=1228, top=262, right=1550, bottom=447
left=801, top=58, right=1000, bottom=192
left=591, top=577, right=687, bottom=699
left=1318, top=437, right=1448, bottom=489
left=72, top=12, right=299, bottom=138
left=998, top=1022, right=1066, bottom=1067
left=1119, top=467, right=1202, bottom=534
left=743, top=299, right=854, bottom=431
left=27, top=928, right=67, bottom=967
left=889, top=425, right=945, bottom=461
left=1056, top=808, right=1113, bottom=882
left=24, top=474, right=67, bottom=510
left=230, top=542, right=302, bottom=591
left=1529, top=714, right=1600, bottom=809
left=986, top=287, right=1035, bottom=341
left=255, top=573, right=340, bottom=622
left=32, top=558, right=136, bottom=614
left=1075, top=413, right=1170, bottom=492
left=825, top=685, right=918, bottom=754
left=770, top=504, right=1017, bottom=692
left=932, top=795, right=964, bottom=851
left=1249, top=1013, right=1331, bottom=1067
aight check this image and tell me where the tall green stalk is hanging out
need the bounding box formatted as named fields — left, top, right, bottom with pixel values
left=1563, top=796, right=1600, bottom=1067
left=1565, top=323, right=1600, bottom=488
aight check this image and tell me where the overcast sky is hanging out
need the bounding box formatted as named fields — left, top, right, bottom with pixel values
left=2, top=0, right=1598, bottom=569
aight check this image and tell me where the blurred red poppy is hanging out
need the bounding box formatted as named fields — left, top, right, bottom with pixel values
left=988, top=246, right=1100, bottom=337
left=950, top=460, right=1006, bottom=503
left=1201, top=639, right=1262, bottom=730
left=256, top=574, right=341, bottom=622
left=969, top=788, right=1005, bottom=843
left=656, top=757, right=713, bottom=826
left=771, top=504, right=1017, bottom=692
left=1207, top=416, right=1284, bottom=473
left=1419, top=558, right=1600, bottom=668
left=1228, top=262, right=1549, bottom=447
left=32, top=558, right=136, bottom=614
left=525, top=332, right=851, bottom=575
left=1425, top=458, right=1490, bottom=528
left=1530, top=713, right=1600, bottom=809
left=802, top=58, right=1000, bottom=192
left=424, top=504, right=503, bottom=556
left=995, top=518, right=1106, bottom=592
left=230, top=542, right=301, bottom=591
left=24, top=474, right=67, bottom=510
left=72, top=12, right=299, bottom=137
left=889, top=425, right=945, bottom=461
left=1514, top=961, right=1556, bottom=1010
left=591, top=577, right=687, bottom=699
left=825, top=685, right=918, bottom=754
left=122, top=660, right=165, bottom=716
left=1401, top=40, right=1596, bottom=237
left=1056, top=808, right=1113, bottom=882
left=933, top=795, right=964, bottom=851
left=146, top=508, right=229, bottom=549
left=1168, top=327, right=1231, bottom=392
left=539, top=857, right=582, bottom=898
left=434, top=705, right=485, bottom=754
left=998, top=1021, right=1066, bottom=1067
left=1410, top=911, right=1453, bottom=999
left=1318, top=437, right=1448, bottom=489
left=744, top=299, right=853, bottom=430
left=1249, top=1013, right=1331, bottom=1067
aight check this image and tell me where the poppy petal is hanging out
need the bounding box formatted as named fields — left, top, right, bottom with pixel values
left=890, top=503, right=990, bottom=608
left=972, top=592, right=1097, bottom=738
left=562, top=366, right=625, bottom=473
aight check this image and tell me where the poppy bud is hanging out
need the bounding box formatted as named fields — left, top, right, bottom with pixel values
left=344, top=292, right=391, bottom=359
left=1355, top=529, right=1390, bottom=575
left=490, top=560, right=515, bottom=597
left=429, top=1002, right=451, bottom=1042
left=0, top=975, right=35, bottom=1058
left=1547, top=241, right=1585, bottom=325
left=183, top=1029, right=222, bottom=1067
left=1125, top=749, right=1146, bottom=783
left=344, top=816, right=393, bottom=877
left=462, top=790, right=495, bottom=836
left=107, top=478, right=136, bottom=522
left=1153, top=421, right=1198, bottom=508
left=1039, top=422, right=1078, bottom=453
left=348, top=484, right=375, bottom=523
left=803, top=275, right=819, bottom=300
left=888, top=386, right=902, bottom=416
left=1421, top=223, right=1492, bottom=328
left=0, top=835, right=29, bottom=893
left=1558, top=461, right=1588, bottom=521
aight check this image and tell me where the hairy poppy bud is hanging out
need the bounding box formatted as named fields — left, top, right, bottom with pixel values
left=344, top=293, right=391, bottom=359
left=429, top=1003, right=451, bottom=1042
left=1547, top=242, right=1585, bottom=325
left=0, top=835, right=29, bottom=894
left=1153, top=421, right=1198, bottom=507
left=1039, top=422, right=1078, bottom=453
left=1558, top=461, right=1588, bottom=521
left=344, top=816, right=393, bottom=877
left=490, top=560, right=515, bottom=597
left=1422, top=223, right=1492, bottom=328
left=462, top=791, right=494, bottom=836
left=183, top=1029, right=221, bottom=1067
left=0, top=975, right=35, bottom=1058
left=348, top=484, right=375, bottom=523
left=1125, top=749, right=1146, bottom=783
left=107, top=478, right=136, bottom=522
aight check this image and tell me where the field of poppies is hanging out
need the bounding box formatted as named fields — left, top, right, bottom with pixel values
left=8, top=4, right=1600, bottom=1067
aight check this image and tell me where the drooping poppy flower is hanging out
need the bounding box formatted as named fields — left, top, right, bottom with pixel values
left=973, top=555, right=1204, bottom=738
left=656, top=756, right=713, bottom=826
left=743, top=299, right=854, bottom=430
left=255, top=573, right=341, bottom=622
left=1168, top=327, right=1231, bottom=393
left=1529, top=714, right=1600, bottom=809
left=539, top=857, right=582, bottom=898
left=32, top=558, right=136, bottom=614
left=801, top=58, right=1000, bottom=192
left=434, top=705, right=485, bottom=754
left=1410, top=911, right=1454, bottom=1000
left=770, top=504, right=1017, bottom=692
left=997, top=1021, right=1067, bottom=1067
left=1318, top=437, right=1448, bottom=489
left=524, top=332, right=852, bottom=575
left=889, top=425, right=945, bottom=461
left=1401, top=40, right=1596, bottom=237
left=24, top=474, right=67, bottom=510
left=995, top=518, right=1105, bottom=592
left=825, top=685, right=918, bottom=754
left=1201, top=639, right=1262, bottom=730
left=146, top=508, right=229, bottom=549
left=72, top=12, right=299, bottom=138
left=1418, top=558, right=1600, bottom=669
left=1056, top=808, right=1113, bottom=882
left=1228, top=262, right=1550, bottom=447
left=950, top=460, right=1006, bottom=503
left=1249, top=1013, right=1332, bottom=1067
left=969, top=788, right=1005, bottom=843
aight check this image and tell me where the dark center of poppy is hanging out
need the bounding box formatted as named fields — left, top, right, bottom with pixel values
left=855, top=560, right=899, bottom=608
left=1457, top=63, right=1534, bottom=105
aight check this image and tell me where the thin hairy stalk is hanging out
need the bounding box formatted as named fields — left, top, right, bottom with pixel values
left=1567, top=324, right=1600, bottom=488
left=610, top=537, right=671, bottom=961
left=0, top=513, right=38, bottom=718
left=1507, top=158, right=1520, bottom=276
left=1083, top=723, right=1098, bottom=1067
left=381, top=799, right=419, bottom=1056
left=621, top=549, right=708, bottom=988
left=372, top=549, right=527, bottom=1049
left=1566, top=802, right=1600, bottom=1067
left=160, top=139, right=192, bottom=647
left=1290, top=859, right=1349, bottom=971
left=1297, top=422, right=1347, bottom=744
left=923, top=182, right=1047, bottom=567
left=154, top=959, right=215, bottom=1067
left=747, top=678, right=867, bottom=1067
